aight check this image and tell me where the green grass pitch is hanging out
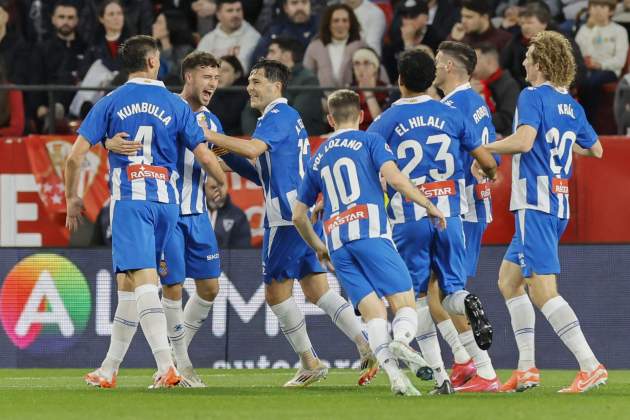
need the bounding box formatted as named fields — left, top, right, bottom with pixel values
left=0, top=369, right=628, bottom=420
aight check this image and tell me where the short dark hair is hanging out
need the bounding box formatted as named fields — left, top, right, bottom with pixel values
left=475, top=42, right=499, bottom=61
left=327, top=89, right=360, bottom=123
left=98, top=0, right=123, bottom=17
left=120, top=35, right=159, bottom=73
left=438, top=41, right=477, bottom=76
left=519, top=2, right=551, bottom=25
left=269, top=36, right=305, bottom=63
left=216, top=0, right=241, bottom=9
left=398, top=49, right=435, bottom=93
left=319, top=4, right=361, bottom=45
left=461, top=0, right=491, bottom=16
left=250, top=59, right=291, bottom=89
left=220, top=55, right=245, bottom=77
left=181, top=51, right=221, bottom=81
left=53, top=0, right=78, bottom=14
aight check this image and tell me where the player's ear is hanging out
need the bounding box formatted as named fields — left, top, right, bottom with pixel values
left=326, top=113, right=335, bottom=129
left=358, top=110, right=364, bottom=125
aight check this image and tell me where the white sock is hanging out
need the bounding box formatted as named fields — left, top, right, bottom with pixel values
left=101, top=291, right=138, bottom=378
left=541, top=296, right=599, bottom=372
left=391, top=306, right=417, bottom=345
left=506, top=294, right=536, bottom=371
left=415, top=298, right=448, bottom=386
left=442, top=290, right=469, bottom=316
left=366, top=318, right=400, bottom=380
left=271, top=297, right=315, bottom=357
left=183, top=293, right=214, bottom=348
left=162, top=297, right=192, bottom=370
left=135, top=284, right=173, bottom=374
left=316, top=290, right=367, bottom=351
left=436, top=319, right=470, bottom=364
left=459, top=330, right=496, bottom=379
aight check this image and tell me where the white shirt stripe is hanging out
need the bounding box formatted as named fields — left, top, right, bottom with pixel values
left=182, top=150, right=195, bottom=211
left=112, top=168, right=121, bottom=200
left=367, top=204, right=380, bottom=238
left=156, top=179, right=168, bottom=203
left=131, top=178, right=146, bottom=200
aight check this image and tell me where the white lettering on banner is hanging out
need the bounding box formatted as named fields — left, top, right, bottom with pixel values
left=95, top=269, right=112, bottom=336
left=15, top=270, right=74, bottom=337
left=0, top=174, right=42, bottom=246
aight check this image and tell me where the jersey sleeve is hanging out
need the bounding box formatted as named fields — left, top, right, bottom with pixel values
left=181, top=103, right=206, bottom=151
left=575, top=107, right=598, bottom=149
left=252, top=113, right=284, bottom=150
left=297, top=160, right=320, bottom=207
left=460, top=115, right=482, bottom=152
left=77, top=96, right=110, bottom=145
left=368, top=132, right=395, bottom=170
left=515, top=88, right=542, bottom=131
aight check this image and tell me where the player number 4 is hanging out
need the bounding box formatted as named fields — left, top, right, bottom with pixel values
left=128, top=125, right=154, bottom=165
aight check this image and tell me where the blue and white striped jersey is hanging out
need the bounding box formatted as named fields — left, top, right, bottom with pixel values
left=176, top=107, right=224, bottom=215
left=78, top=78, right=205, bottom=204
left=367, top=95, right=480, bottom=224
left=298, top=129, right=395, bottom=251
left=252, top=98, right=311, bottom=228
left=510, top=83, right=597, bottom=219
left=442, top=83, right=497, bottom=223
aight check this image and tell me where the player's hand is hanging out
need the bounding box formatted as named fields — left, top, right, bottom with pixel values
left=310, top=200, right=324, bottom=224
left=426, top=203, right=447, bottom=231
left=104, top=132, right=140, bottom=156
left=65, top=197, right=84, bottom=232
left=471, top=160, right=486, bottom=183
left=315, top=244, right=335, bottom=273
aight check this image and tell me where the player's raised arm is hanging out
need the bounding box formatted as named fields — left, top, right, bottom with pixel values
left=64, top=135, right=92, bottom=231
left=193, top=144, right=227, bottom=196
left=380, top=161, right=447, bottom=230
left=572, top=140, right=603, bottom=158
left=103, top=132, right=142, bottom=156
left=484, top=124, right=537, bottom=155
left=204, top=129, right=268, bottom=160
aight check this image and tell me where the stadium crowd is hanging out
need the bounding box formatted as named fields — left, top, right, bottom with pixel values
left=1, top=0, right=630, bottom=137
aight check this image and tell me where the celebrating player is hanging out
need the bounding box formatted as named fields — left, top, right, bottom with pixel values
left=204, top=60, right=377, bottom=387
left=483, top=31, right=606, bottom=393
left=414, top=41, right=501, bottom=393
left=293, top=89, right=445, bottom=396
left=367, top=49, right=499, bottom=393
left=67, top=36, right=226, bottom=389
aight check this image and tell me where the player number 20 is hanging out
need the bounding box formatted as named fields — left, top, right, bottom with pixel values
left=545, top=127, right=576, bottom=175
left=321, top=158, right=361, bottom=212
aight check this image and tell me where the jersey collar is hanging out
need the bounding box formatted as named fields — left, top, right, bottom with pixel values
left=540, top=81, right=568, bottom=94
left=393, top=94, right=433, bottom=106
left=330, top=128, right=354, bottom=137
left=441, top=82, right=471, bottom=103
left=261, top=97, right=288, bottom=117
left=126, top=78, right=166, bottom=87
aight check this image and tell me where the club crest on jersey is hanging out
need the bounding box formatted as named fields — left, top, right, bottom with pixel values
left=126, top=164, right=170, bottom=181
left=159, top=260, right=168, bottom=277
left=324, top=204, right=369, bottom=234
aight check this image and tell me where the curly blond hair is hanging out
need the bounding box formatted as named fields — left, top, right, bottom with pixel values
left=529, top=31, right=576, bottom=88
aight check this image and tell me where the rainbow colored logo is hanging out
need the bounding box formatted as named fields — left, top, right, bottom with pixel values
left=0, top=254, right=91, bottom=353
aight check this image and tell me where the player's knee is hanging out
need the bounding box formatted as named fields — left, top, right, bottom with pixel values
left=162, top=284, right=183, bottom=300
left=196, top=279, right=219, bottom=302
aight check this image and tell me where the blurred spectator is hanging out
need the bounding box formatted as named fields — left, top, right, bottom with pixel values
left=197, top=0, right=261, bottom=71
left=562, top=0, right=589, bottom=21
left=472, top=43, right=519, bottom=136
left=614, top=0, right=630, bottom=38
left=449, top=0, right=512, bottom=51
left=351, top=46, right=388, bottom=130
left=425, top=0, right=460, bottom=44
left=343, top=0, right=386, bottom=55
left=0, top=1, right=29, bottom=84
left=613, top=71, right=630, bottom=133
left=206, top=177, right=252, bottom=248
left=71, top=0, right=127, bottom=117
left=576, top=0, right=629, bottom=122
left=252, top=0, right=319, bottom=61
left=255, top=0, right=328, bottom=33
left=496, top=0, right=561, bottom=19
left=501, top=2, right=586, bottom=88
left=19, top=0, right=56, bottom=43
left=303, top=4, right=366, bottom=87
left=30, top=1, right=86, bottom=132
left=153, top=10, right=195, bottom=85
left=209, top=55, right=249, bottom=135
left=243, top=36, right=326, bottom=134
left=78, top=0, right=152, bottom=45
left=0, top=57, right=24, bottom=136
left=383, top=0, right=442, bottom=80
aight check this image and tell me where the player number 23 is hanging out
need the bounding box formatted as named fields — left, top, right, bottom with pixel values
left=397, top=134, right=455, bottom=184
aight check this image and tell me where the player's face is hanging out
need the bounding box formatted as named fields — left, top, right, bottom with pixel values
left=330, top=9, right=351, bottom=41
left=52, top=6, right=78, bottom=37
left=189, top=65, right=220, bottom=106
left=247, top=68, right=279, bottom=111
left=217, top=1, right=243, bottom=31
left=284, top=0, right=310, bottom=24
left=461, top=8, right=483, bottom=34
left=433, top=51, right=448, bottom=88
left=523, top=45, right=540, bottom=85
left=99, top=2, right=124, bottom=34
left=520, top=16, right=546, bottom=40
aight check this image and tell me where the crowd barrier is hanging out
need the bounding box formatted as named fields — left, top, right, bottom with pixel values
left=1, top=136, right=629, bottom=248
left=0, top=247, right=628, bottom=369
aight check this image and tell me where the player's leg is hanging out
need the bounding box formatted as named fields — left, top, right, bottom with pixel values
left=428, top=277, right=474, bottom=388
left=435, top=217, right=499, bottom=392
left=184, top=278, right=219, bottom=347
left=85, top=272, right=136, bottom=388
left=520, top=211, right=606, bottom=393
